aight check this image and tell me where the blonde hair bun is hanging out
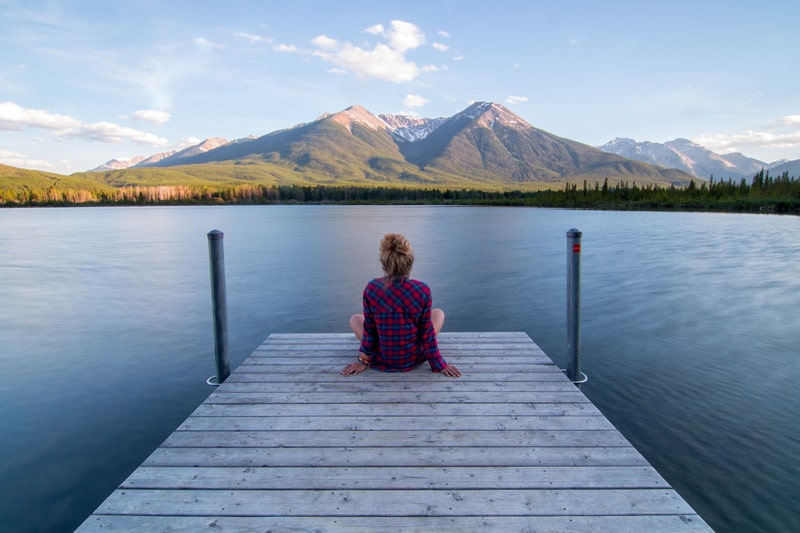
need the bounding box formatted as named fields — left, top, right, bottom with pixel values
left=380, top=233, right=414, bottom=280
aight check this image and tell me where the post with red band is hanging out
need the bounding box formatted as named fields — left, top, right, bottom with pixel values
left=566, top=228, right=583, bottom=384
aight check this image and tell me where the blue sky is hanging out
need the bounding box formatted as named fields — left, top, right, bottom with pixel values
left=1, top=0, right=798, bottom=175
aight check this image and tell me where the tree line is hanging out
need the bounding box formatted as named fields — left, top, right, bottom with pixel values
left=1, top=170, right=798, bottom=214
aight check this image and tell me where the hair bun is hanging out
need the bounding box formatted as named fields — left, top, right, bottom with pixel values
left=382, top=233, right=410, bottom=253
left=379, top=233, right=414, bottom=279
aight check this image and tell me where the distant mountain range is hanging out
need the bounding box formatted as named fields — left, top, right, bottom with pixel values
left=88, top=102, right=696, bottom=188
left=598, top=137, right=789, bottom=180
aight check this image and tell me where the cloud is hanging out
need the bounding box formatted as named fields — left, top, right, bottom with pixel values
left=0, top=101, right=168, bottom=146
left=179, top=136, right=202, bottom=148
left=433, top=42, right=449, bottom=52
left=438, top=30, right=450, bottom=38
left=364, top=24, right=385, bottom=35
left=403, top=94, right=429, bottom=108
left=60, top=122, right=169, bottom=145
left=776, top=115, right=800, bottom=126
left=0, top=149, right=54, bottom=169
left=310, top=20, right=433, bottom=83
left=505, top=96, right=529, bottom=105
left=131, top=109, right=171, bottom=125
left=235, top=32, right=273, bottom=45
left=693, top=130, right=800, bottom=153
left=0, top=101, right=80, bottom=131
left=193, top=37, right=225, bottom=50
left=692, top=113, right=800, bottom=154
left=273, top=43, right=298, bottom=53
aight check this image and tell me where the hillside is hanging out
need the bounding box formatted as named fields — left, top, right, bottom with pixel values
left=768, top=158, right=800, bottom=178
left=0, top=164, right=115, bottom=202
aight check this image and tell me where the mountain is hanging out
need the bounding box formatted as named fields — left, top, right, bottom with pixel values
left=115, top=102, right=693, bottom=188
left=91, top=137, right=259, bottom=172
left=599, top=137, right=768, bottom=179
left=767, top=158, right=800, bottom=178
left=90, top=155, right=148, bottom=172
left=390, top=102, right=694, bottom=185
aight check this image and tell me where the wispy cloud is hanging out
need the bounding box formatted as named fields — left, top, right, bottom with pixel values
left=0, top=101, right=168, bottom=146
left=776, top=114, right=800, bottom=127
left=310, top=20, right=434, bottom=83
left=505, top=96, right=529, bottom=105
left=234, top=32, right=273, bottom=45
left=693, top=114, right=800, bottom=155
left=60, top=122, right=169, bottom=145
left=0, top=149, right=55, bottom=169
left=130, top=109, right=171, bottom=125
left=193, top=37, right=225, bottom=50
left=693, top=130, right=800, bottom=154
left=433, top=42, right=449, bottom=52
left=235, top=31, right=296, bottom=52
left=403, top=94, right=429, bottom=108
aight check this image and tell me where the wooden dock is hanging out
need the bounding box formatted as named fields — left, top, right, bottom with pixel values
left=78, top=332, right=711, bottom=531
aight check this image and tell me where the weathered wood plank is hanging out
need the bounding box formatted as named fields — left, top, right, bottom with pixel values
left=232, top=363, right=563, bottom=374
left=231, top=364, right=566, bottom=376
left=122, top=465, right=669, bottom=490
left=265, top=331, right=532, bottom=341
left=245, top=354, right=556, bottom=363
left=177, top=415, right=615, bottom=431
left=215, top=379, right=580, bottom=392
left=189, top=402, right=604, bottom=417
left=142, top=446, right=651, bottom=468
left=161, top=429, right=632, bottom=448
left=202, top=391, right=591, bottom=404
left=94, top=488, right=697, bottom=516
left=254, top=342, right=546, bottom=351
left=78, top=514, right=712, bottom=532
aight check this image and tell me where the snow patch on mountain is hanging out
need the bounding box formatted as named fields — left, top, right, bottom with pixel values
left=90, top=156, right=147, bottom=172
left=379, top=113, right=448, bottom=142
left=462, top=102, right=493, bottom=119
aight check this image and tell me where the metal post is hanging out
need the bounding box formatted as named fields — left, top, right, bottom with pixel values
left=566, top=228, right=585, bottom=384
left=207, top=230, right=230, bottom=384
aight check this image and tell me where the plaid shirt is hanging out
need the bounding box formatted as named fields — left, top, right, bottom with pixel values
left=359, top=277, right=447, bottom=372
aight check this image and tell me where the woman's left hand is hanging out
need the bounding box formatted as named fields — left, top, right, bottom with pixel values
left=341, top=361, right=368, bottom=375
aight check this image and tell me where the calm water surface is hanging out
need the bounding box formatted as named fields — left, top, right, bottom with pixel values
left=0, top=206, right=797, bottom=532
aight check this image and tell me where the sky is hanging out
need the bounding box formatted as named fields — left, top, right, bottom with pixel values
left=1, top=0, right=799, bottom=175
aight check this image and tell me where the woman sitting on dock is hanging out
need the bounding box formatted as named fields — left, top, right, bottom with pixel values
left=341, top=233, right=461, bottom=378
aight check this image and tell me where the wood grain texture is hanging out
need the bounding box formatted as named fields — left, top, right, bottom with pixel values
left=77, top=332, right=711, bottom=532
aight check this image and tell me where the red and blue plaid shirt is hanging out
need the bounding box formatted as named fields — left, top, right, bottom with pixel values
left=359, top=277, right=447, bottom=372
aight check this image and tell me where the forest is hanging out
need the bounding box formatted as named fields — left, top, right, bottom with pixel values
left=1, top=170, right=798, bottom=214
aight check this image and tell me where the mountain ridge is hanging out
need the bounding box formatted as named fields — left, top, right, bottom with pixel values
left=598, top=137, right=787, bottom=179
left=84, top=102, right=699, bottom=188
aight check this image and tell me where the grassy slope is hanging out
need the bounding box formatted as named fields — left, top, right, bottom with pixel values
left=0, top=164, right=115, bottom=193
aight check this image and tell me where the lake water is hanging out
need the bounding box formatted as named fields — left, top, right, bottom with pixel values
left=0, top=206, right=797, bottom=532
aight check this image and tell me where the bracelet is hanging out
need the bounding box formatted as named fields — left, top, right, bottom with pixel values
left=358, top=355, right=370, bottom=366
